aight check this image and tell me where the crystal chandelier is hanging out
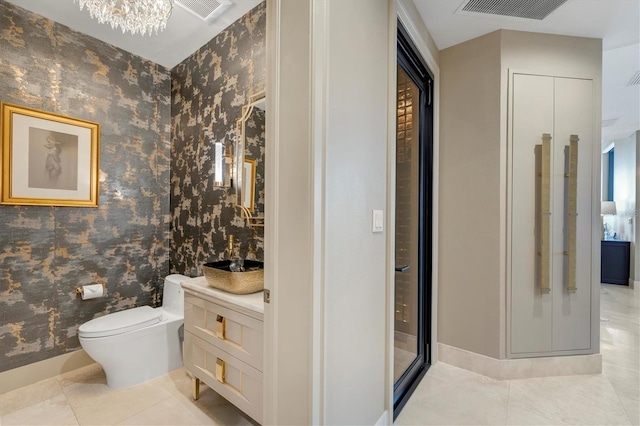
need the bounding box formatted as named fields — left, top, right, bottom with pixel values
left=74, top=0, right=174, bottom=36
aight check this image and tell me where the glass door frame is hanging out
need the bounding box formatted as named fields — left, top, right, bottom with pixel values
left=393, top=21, right=434, bottom=419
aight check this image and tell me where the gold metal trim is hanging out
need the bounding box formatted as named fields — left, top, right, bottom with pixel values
left=566, top=135, right=579, bottom=294
left=539, top=133, right=552, bottom=294
left=235, top=92, right=265, bottom=212
left=215, top=315, right=226, bottom=339
left=243, top=158, right=257, bottom=212
left=239, top=205, right=265, bottom=228
left=1, top=103, right=100, bottom=207
left=215, top=358, right=226, bottom=384
left=192, top=377, right=200, bottom=400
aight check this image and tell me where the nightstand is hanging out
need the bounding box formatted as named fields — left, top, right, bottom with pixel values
left=601, top=240, right=630, bottom=285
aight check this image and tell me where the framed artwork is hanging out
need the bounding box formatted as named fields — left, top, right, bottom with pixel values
left=1, top=103, right=100, bottom=207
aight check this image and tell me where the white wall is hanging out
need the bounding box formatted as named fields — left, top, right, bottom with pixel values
left=636, top=131, right=640, bottom=284
left=606, top=133, right=636, bottom=242
left=323, top=2, right=389, bottom=422
left=265, top=0, right=391, bottom=424
left=264, top=1, right=314, bottom=423
left=603, top=131, right=638, bottom=280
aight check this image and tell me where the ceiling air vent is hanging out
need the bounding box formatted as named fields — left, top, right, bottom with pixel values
left=602, top=118, right=618, bottom=128
left=627, top=71, right=640, bottom=86
left=457, top=0, right=569, bottom=20
left=175, top=0, right=232, bottom=22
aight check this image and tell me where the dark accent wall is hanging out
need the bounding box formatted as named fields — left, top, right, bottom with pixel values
left=171, top=2, right=266, bottom=276
left=0, top=0, right=171, bottom=372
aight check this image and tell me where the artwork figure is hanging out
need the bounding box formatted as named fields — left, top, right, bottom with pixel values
left=44, top=134, right=62, bottom=180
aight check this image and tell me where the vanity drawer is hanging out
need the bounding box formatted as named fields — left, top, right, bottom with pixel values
left=184, top=294, right=263, bottom=370
left=184, top=331, right=262, bottom=424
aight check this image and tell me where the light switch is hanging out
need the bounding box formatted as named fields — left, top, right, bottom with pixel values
left=372, top=210, right=384, bottom=233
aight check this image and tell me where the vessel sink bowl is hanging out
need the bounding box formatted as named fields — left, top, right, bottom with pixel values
left=202, top=260, right=264, bottom=294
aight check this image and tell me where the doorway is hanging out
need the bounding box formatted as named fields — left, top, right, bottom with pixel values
left=393, top=22, right=434, bottom=418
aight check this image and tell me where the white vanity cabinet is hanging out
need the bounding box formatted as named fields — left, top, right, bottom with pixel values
left=181, top=277, right=264, bottom=424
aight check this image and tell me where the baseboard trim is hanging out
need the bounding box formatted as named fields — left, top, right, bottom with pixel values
left=374, top=410, right=389, bottom=426
left=631, top=279, right=638, bottom=289
left=0, top=349, right=95, bottom=394
left=438, top=343, right=602, bottom=380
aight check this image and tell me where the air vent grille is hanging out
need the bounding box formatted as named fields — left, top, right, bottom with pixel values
left=627, top=71, right=640, bottom=86
left=459, top=0, right=569, bottom=20
left=175, top=0, right=232, bottom=21
left=601, top=118, right=618, bottom=128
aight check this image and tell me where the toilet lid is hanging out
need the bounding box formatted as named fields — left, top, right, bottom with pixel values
left=78, top=306, right=162, bottom=338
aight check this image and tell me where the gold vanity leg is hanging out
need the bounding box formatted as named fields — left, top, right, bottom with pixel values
left=192, top=377, right=200, bottom=400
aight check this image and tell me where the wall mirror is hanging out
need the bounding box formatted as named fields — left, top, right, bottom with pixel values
left=236, top=93, right=265, bottom=217
left=242, top=158, right=256, bottom=211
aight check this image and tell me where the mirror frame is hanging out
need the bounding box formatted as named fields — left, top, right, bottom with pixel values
left=242, top=158, right=257, bottom=211
left=235, top=92, right=265, bottom=213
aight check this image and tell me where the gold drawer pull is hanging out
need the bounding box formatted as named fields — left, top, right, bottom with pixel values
left=215, top=358, right=226, bottom=383
left=215, top=315, right=225, bottom=339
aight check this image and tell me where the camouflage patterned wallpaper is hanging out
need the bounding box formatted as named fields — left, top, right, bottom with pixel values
left=0, top=0, right=171, bottom=372
left=170, top=2, right=266, bottom=277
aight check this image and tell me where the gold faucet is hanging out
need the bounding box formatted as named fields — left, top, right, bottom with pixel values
left=227, top=234, right=244, bottom=272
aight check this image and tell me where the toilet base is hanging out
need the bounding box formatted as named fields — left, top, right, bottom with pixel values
left=80, top=314, right=183, bottom=389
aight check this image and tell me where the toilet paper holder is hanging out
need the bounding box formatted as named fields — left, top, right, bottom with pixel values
left=76, top=284, right=105, bottom=296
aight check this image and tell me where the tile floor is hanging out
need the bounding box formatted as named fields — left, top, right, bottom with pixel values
left=1, top=284, right=637, bottom=425
left=396, top=284, right=640, bottom=425
left=0, top=364, right=256, bottom=425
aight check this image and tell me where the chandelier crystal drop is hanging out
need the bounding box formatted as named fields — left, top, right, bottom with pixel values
left=74, top=0, right=173, bottom=36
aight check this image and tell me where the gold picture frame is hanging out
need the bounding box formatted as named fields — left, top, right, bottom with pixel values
left=1, top=103, right=100, bottom=207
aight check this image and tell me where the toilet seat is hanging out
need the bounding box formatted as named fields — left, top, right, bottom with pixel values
left=79, top=306, right=162, bottom=338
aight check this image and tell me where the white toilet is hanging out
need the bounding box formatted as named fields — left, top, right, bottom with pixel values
left=79, top=274, right=189, bottom=389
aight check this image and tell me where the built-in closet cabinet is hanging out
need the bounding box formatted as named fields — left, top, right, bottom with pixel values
left=509, top=73, right=594, bottom=357
left=438, top=30, right=601, bottom=364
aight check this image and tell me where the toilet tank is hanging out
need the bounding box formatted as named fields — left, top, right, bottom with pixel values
left=162, top=274, right=188, bottom=315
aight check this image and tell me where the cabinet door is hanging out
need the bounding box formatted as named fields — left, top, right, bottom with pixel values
left=601, top=241, right=631, bottom=284
left=551, top=77, right=592, bottom=352
left=510, top=74, right=594, bottom=356
left=184, top=332, right=263, bottom=423
left=184, top=293, right=263, bottom=369
left=510, top=73, right=554, bottom=354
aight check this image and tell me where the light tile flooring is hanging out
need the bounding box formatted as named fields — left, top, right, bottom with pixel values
left=0, top=364, right=256, bottom=425
left=1, top=284, right=637, bottom=425
left=396, top=284, right=640, bottom=425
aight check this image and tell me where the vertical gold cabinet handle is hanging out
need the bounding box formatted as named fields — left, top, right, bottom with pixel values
left=539, top=133, right=552, bottom=294
left=215, top=315, right=225, bottom=339
left=215, top=358, right=226, bottom=383
left=566, top=135, right=579, bottom=294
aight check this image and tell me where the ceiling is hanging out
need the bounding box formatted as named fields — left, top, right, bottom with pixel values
left=6, top=0, right=640, bottom=144
left=413, top=0, right=640, bottom=144
left=5, top=0, right=262, bottom=69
